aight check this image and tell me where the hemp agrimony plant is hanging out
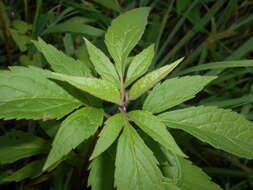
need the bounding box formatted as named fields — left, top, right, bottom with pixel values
left=1, top=7, right=253, bottom=190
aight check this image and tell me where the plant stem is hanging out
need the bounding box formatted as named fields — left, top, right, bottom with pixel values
left=120, top=77, right=125, bottom=104
left=24, top=0, right=29, bottom=21
left=0, top=7, right=12, bottom=65
left=104, top=112, right=111, bottom=119
left=32, top=0, right=42, bottom=38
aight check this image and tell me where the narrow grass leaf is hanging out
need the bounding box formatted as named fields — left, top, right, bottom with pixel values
left=0, top=130, right=49, bottom=165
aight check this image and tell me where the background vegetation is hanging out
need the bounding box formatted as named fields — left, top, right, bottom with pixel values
left=0, top=0, right=253, bottom=189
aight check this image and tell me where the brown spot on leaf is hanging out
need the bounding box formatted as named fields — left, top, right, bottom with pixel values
left=42, top=114, right=54, bottom=121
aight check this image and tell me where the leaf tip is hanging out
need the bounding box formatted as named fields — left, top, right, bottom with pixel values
left=42, top=162, right=49, bottom=172
left=89, top=154, right=96, bottom=161
left=83, top=37, right=89, bottom=44
left=172, top=57, right=184, bottom=67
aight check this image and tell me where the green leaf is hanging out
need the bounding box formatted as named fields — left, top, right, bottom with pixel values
left=129, top=110, right=186, bottom=157
left=88, top=152, right=115, bottom=190
left=0, top=130, right=49, bottom=165
left=176, top=0, right=191, bottom=13
left=178, top=159, right=222, bottom=190
left=33, top=38, right=91, bottom=77
left=19, top=53, right=42, bottom=67
left=63, top=33, right=74, bottom=56
left=163, top=182, right=182, bottom=190
left=12, top=20, right=32, bottom=34
left=201, top=94, right=253, bottom=108
left=143, top=76, right=216, bottom=113
left=51, top=164, right=73, bottom=190
left=84, top=38, right=120, bottom=88
left=0, top=159, right=44, bottom=184
left=9, top=29, right=31, bottom=52
left=163, top=151, right=222, bottom=190
left=177, top=60, right=253, bottom=76
left=159, top=106, right=253, bottom=159
left=115, top=122, right=165, bottom=190
left=50, top=72, right=121, bottom=104
left=125, top=44, right=155, bottom=87
left=176, top=0, right=201, bottom=25
left=43, top=107, right=104, bottom=170
left=91, top=113, right=124, bottom=160
left=0, top=66, right=82, bottom=120
left=75, top=44, right=94, bottom=72
left=128, top=58, right=182, bottom=100
left=92, top=0, right=121, bottom=12
left=105, top=8, right=150, bottom=76
left=40, top=120, right=61, bottom=138
left=43, top=18, right=104, bottom=37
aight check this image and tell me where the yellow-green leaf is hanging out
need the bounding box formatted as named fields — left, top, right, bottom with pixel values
left=125, top=44, right=155, bottom=87
left=50, top=72, right=121, bottom=104
left=105, top=8, right=150, bottom=76
left=159, top=106, right=253, bottom=159
left=129, top=110, right=186, bottom=157
left=0, top=66, right=82, bottom=120
left=33, top=38, right=91, bottom=77
left=84, top=38, right=120, bottom=88
left=115, top=122, right=165, bottom=190
left=163, top=150, right=222, bottom=190
left=143, top=76, right=216, bottom=113
left=128, top=58, right=182, bottom=100
left=91, top=113, right=124, bottom=160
